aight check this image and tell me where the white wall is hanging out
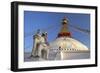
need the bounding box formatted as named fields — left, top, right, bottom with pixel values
left=0, top=0, right=99, bottom=73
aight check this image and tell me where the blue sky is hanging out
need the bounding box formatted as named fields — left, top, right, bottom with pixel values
left=24, top=11, right=90, bottom=52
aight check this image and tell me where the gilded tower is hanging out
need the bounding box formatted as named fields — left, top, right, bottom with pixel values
left=58, top=17, right=71, bottom=37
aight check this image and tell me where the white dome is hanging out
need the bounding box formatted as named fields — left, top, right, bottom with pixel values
left=50, top=37, right=89, bottom=52
left=48, top=37, right=89, bottom=60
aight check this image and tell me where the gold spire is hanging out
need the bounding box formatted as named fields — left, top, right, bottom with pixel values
left=58, top=17, right=71, bottom=37
left=60, top=17, right=69, bottom=33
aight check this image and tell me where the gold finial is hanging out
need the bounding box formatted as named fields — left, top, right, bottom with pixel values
left=58, top=17, right=71, bottom=37
left=62, top=16, right=68, bottom=24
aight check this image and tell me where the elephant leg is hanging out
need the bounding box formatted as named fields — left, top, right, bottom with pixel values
left=38, top=47, right=42, bottom=57
left=31, top=48, right=36, bottom=57
left=43, top=48, right=48, bottom=60
left=46, top=50, right=49, bottom=60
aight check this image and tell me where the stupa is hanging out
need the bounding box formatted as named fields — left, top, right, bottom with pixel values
left=49, top=17, right=89, bottom=60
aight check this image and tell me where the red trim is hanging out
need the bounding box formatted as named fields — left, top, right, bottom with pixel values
left=58, top=32, right=71, bottom=37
